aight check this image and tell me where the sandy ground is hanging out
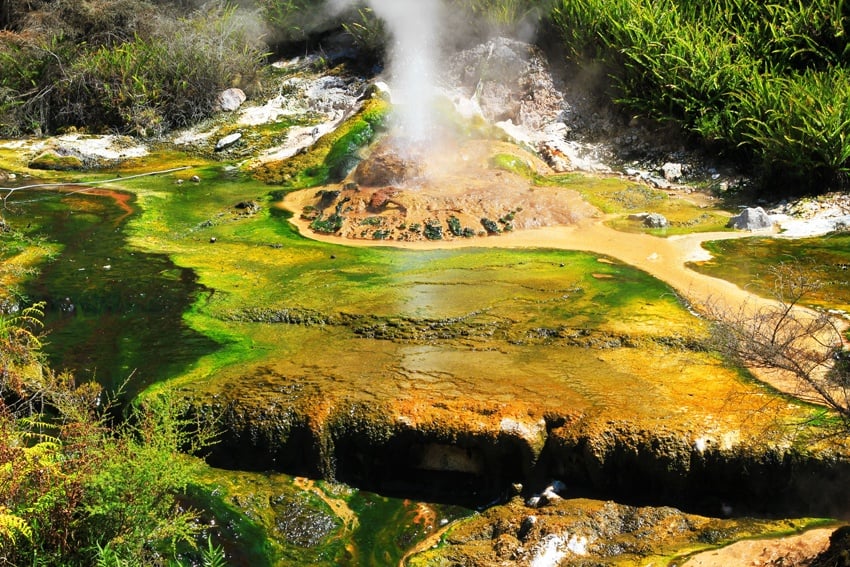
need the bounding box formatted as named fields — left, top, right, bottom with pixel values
left=682, top=528, right=834, bottom=567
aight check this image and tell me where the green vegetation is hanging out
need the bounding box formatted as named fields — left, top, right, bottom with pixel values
left=693, top=233, right=850, bottom=313
left=253, top=97, right=388, bottom=187
left=552, top=0, right=850, bottom=193
left=0, top=1, right=264, bottom=137
left=0, top=301, right=267, bottom=565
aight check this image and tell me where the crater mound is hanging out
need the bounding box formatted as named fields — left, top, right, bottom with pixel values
left=286, top=137, right=598, bottom=242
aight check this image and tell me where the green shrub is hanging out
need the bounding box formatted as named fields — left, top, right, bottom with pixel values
left=258, top=0, right=335, bottom=43
left=0, top=32, right=74, bottom=136
left=0, top=304, right=226, bottom=566
left=552, top=0, right=850, bottom=193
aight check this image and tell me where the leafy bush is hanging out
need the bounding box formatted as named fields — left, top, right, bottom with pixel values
left=0, top=303, right=225, bottom=566
left=552, top=0, right=850, bottom=193
left=258, top=0, right=335, bottom=43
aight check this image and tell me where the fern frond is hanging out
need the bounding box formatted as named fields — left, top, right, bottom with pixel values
left=0, top=506, right=33, bottom=546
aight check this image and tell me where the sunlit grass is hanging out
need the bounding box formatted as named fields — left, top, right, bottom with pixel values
left=552, top=0, right=850, bottom=192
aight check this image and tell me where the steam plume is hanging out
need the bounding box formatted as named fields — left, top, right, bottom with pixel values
left=332, top=0, right=443, bottom=147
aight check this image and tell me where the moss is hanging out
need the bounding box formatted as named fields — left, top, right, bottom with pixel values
left=360, top=216, right=383, bottom=226
left=28, top=151, right=84, bottom=171
left=489, top=153, right=536, bottom=179
left=423, top=219, right=443, bottom=240
left=252, top=97, right=389, bottom=188
left=480, top=217, right=500, bottom=234
left=310, top=213, right=344, bottom=234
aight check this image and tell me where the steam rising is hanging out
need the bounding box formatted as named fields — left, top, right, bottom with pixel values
left=332, top=0, right=443, bottom=148
left=370, top=0, right=442, bottom=144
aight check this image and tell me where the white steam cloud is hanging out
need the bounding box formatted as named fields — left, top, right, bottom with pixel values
left=331, top=0, right=443, bottom=147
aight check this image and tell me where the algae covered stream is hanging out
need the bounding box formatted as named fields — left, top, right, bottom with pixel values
left=2, top=160, right=847, bottom=564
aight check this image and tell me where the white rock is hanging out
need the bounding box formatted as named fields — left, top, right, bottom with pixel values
left=215, top=132, right=242, bottom=151
left=217, top=88, right=246, bottom=112
left=661, top=162, right=683, bottom=181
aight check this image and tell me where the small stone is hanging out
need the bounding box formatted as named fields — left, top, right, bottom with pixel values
left=661, top=162, right=683, bottom=181
left=209, top=236, right=217, bottom=243
left=215, top=132, right=242, bottom=152
left=217, top=87, right=246, bottom=112
left=191, top=175, right=201, bottom=183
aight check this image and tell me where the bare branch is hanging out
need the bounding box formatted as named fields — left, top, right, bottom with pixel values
left=701, top=261, right=850, bottom=425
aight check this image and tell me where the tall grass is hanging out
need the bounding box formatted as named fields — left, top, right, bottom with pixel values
left=552, top=0, right=850, bottom=193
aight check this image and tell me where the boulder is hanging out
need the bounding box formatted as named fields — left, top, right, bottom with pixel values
left=643, top=213, right=669, bottom=228
left=354, top=148, right=421, bottom=187
left=727, top=207, right=772, bottom=230
left=217, top=88, right=246, bottom=112
left=447, top=37, right=564, bottom=131
left=661, top=162, right=683, bottom=182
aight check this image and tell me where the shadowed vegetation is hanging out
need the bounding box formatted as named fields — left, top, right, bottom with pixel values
left=0, top=301, right=268, bottom=565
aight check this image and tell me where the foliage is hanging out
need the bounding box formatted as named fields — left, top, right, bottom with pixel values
left=341, top=6, right=386, bottom=60
left=0, top=1, right=265, bottom=136
left=0, top=304, right=226, bottom=566
left=552, top=0, right=850, bottom=193
left=258, top=0, right=335, bottom=43
left=703, top=262, right=850, bottom=428
left=448, top=0, right=557, bottom=40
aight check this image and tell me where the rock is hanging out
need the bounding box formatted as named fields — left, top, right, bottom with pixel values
left=190, top=175, right=201, bottom=183
left=354, top=147, right=422, bottom=187
left=217, top=88, right=246, bottom=112
left=539, top=142, right=572, bottom=173
left=317, top=190, right=339, bottom=208
left=447, top=37, right=564, bottom=131
left=28, top=150, right=83, bottom=171
left=235, top=200, right=261, bottom=215
left=643, top=213, right=669, bottom=228
left=727, top=206, right=772, bottom=230
left=368, top=188, right=399, bottom=210
left=661, top=162, right=683, bottom=181
left=215, top=132, right=242, bottom=151
left=811, top=525, right=850, bottom=567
